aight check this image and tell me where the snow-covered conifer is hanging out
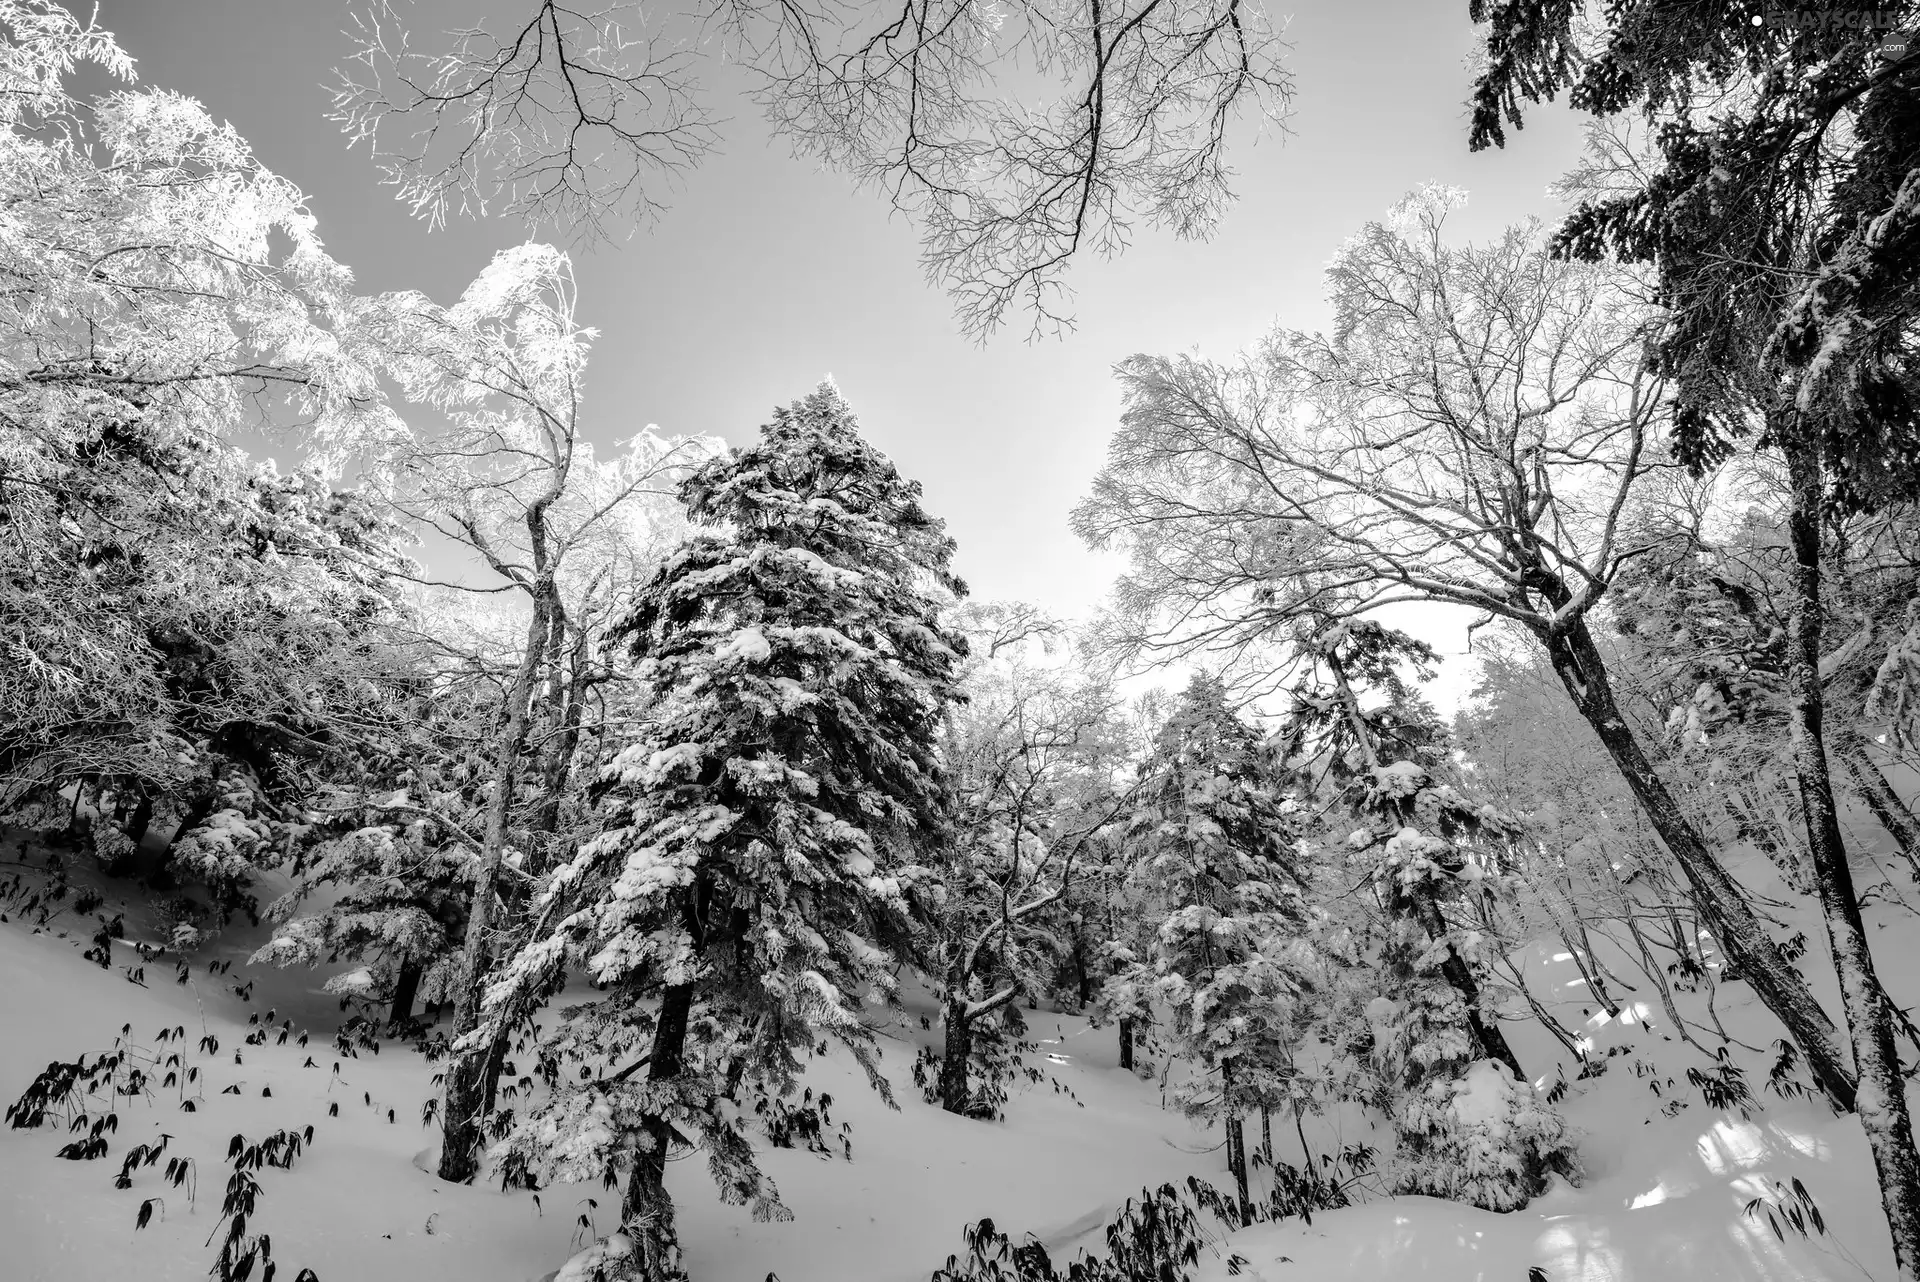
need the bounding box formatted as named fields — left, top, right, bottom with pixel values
left=1303, top=621, right=1576, bottom=1210
left=1122, top=672, right=1311, bottom=1215
left=486, top=381, right=968, bottom=1280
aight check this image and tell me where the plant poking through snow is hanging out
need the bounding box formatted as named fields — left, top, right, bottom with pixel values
left=204, top=1128, right=318, bottom=1282
left=1743, top=1178, right=1827, bottom=1244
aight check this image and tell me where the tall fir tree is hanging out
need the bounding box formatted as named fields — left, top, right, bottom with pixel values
left=1117, top=673, right=1310, bottom=1217
left=1298, top=620, right=1575, bottom=1211
left=482, top=382, right=968, bottom=1281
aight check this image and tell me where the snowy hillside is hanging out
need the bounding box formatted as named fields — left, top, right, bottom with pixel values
left=9, top=5, right=1920, bottom=1282
left=1, top=833, right=1229, bottom=1282
left=6, top=820, right=1917, bottom=1282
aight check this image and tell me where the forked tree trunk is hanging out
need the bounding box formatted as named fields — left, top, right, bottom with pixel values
left=482, top=611, right=593, bottom=1121
left=1222, top=1060, right=1249, bottom=1220
left=623, top=983, right=694, bottom=1282
left=1781, top=439, right=1920, bottom=1278
left=438, top=586, right=552, bottom=1184
left=1534, top=613, right=1859, bottom=1113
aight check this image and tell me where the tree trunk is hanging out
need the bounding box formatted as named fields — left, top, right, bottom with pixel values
left=1118, top=1016, right=1135, bottom=1072
left=527, top=606, right=592, bottom=878
left=437, top=587, right=552, bottom=1184
left=1227, top=1113, right=1249, bottom=1219
left=389, top=960, right=423, bottom=1030
left=1408, top=889, right=1526, bottom=1083
left=147, top=791, right=217, bottom=885
left=1072, top=935, right=1093, bottom=1008
left=478, top=609, right=592, bottom=1121
left=1839, top=741, right=1920, bottom=880
left=122, top=792, right=154, bottom=848
left=623, top=983, right=694, bottom=1282
left=1223, top=1060, right=1249, bottom=1221
left=1781, top=439, right=1920, bottom=1278
left=939, top=995, right=974, bottom=1115
left=1535, top=615, right=1859, bottom=1112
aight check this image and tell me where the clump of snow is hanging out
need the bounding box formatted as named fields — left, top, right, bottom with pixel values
left=1450, top=1059, right=1511, bottom=1129
left=324, top=965, right=377, bottom=997
left=1372, top=759, right=1429, bottom=798
left=554, top=1232, right=634, bottom=1281
left=718, top=627, right=772, bottom=664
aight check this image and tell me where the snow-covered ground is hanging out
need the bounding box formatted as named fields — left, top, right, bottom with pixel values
left=5, top=822, right=1917, bottom=1282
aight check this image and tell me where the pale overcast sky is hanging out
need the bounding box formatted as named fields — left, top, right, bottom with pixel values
left=89, top=0, right=1589, bottom=706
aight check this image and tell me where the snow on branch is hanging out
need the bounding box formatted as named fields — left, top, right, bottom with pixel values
left=331, top=0, right=722, bottom=239
left=328, top=0, right=1292, bottom=338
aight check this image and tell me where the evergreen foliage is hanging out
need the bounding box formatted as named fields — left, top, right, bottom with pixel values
left=484, top=382, right=969, bottom=1276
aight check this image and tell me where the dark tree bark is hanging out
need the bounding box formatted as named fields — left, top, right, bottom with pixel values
left=1407, top=889, right=1526, bottom=1084
left=102, top=791, right=155, bottom=879
left=1072, top=934, right=1093, bottom=1007
left=389, top=960, right=423, bottom=1029
left=1227, top=1113, right=1249, bottom=1218
left=526, top=605, right=594, bottom=877
left=1534, top=613, right=1859, bottom=1113
left=1781, top=439, right=1920, bottom=1277
left=938, top=995, right=974, bottom=1115
left=1118, top=1016, right=1135, bottom=1072
left=622, top=982, right=694, bottom=1282
left=1222, top=1060, right=1249, bottom=1221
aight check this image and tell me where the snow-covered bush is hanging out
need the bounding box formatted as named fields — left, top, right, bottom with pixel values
left=1389, top=1059, right=1579, bottom=1211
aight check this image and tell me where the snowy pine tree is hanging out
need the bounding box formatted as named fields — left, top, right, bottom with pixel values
left=1120, top=673, right=1311, bottom=1216
left=1301, top=621, right=1577, bottom=1211
left=482, top=382, right=968, bottom=1280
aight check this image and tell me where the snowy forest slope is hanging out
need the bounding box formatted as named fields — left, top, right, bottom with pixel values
left=6, top=815, right=1920, bottom=1282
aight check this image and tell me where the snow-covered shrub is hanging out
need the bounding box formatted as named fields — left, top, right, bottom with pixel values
left=1389, top=1059, right=1579, bottom=1211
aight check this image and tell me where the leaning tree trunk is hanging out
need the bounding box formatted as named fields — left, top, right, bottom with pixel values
left=1782, top=439, right=1920, bottom=1278
left=1326, top=655, right=1527, bottom=1085
left=623, top=982, right=694, bottom=1282
left=1406, top=888, right=1526, bottom=1083
left=437, top=586, right=552, bottom=1184
left=1839, top=740, right=1920, bottom=881
left=1535, top=613, right=1859, bottom=1113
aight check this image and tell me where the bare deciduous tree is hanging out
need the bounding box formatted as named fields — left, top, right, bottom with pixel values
left=371, top=243, right=707, bottom=1182
left=330, top=0, right=1292, bottom=337
left=1072, top=187, right=1862, bottom=1111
